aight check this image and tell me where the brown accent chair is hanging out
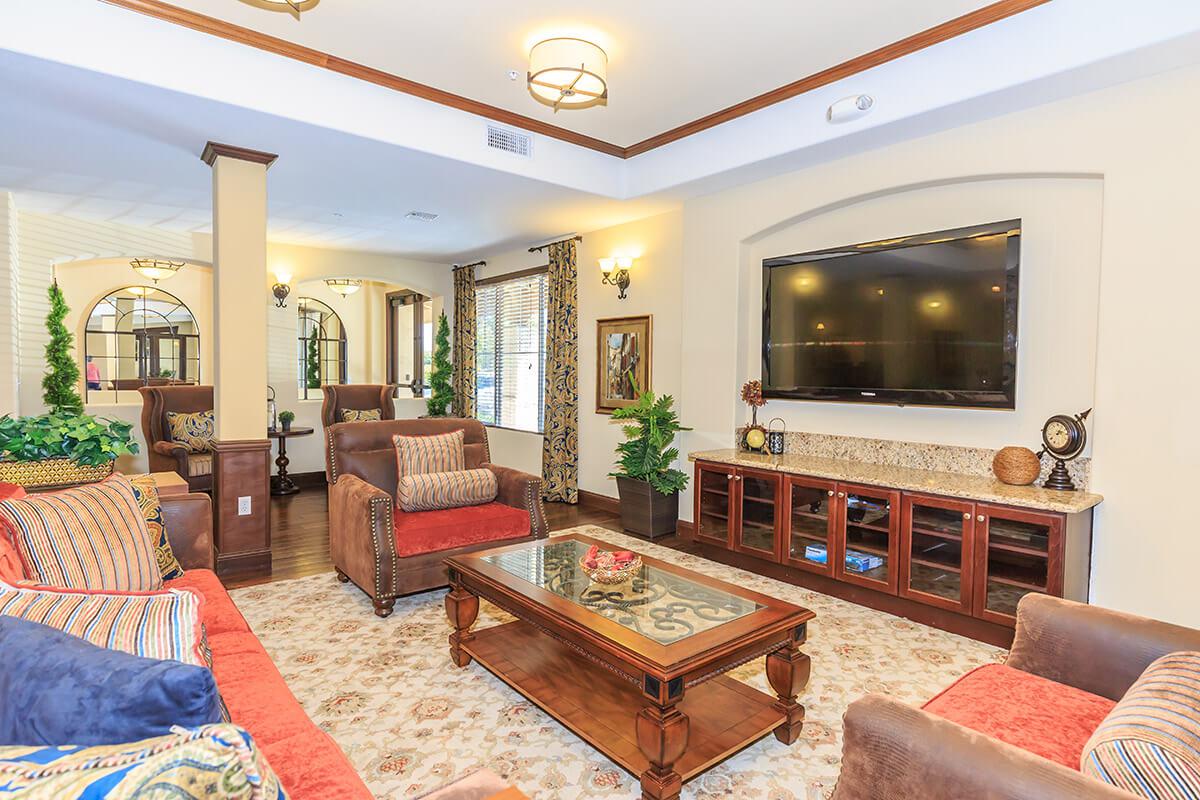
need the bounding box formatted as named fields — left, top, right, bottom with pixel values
left=139, top=385, right=215, bottom=493
left=832, top=594, right=1200, bottom=800
left=326, top=417, right=548, bottom=617
left=320, top=384, right=396, bottom=429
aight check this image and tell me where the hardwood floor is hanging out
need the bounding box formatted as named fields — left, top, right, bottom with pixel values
left=220, top=489, right=635, bottom=589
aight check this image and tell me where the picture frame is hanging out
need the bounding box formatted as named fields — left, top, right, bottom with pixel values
left=596, top=315, right=652, bottom=414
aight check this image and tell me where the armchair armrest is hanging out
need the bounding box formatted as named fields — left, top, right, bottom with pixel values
left=486, top=464, right=547, bottom=539
left=832, top=695, right=1136, bottom=800
left=159, top=492, right=214, bottom=571
left=150, top=440, right=189, bottom=473
left=1006, top=594, right=1200, bottom=701
left=329, top=474, right=397, bottom=616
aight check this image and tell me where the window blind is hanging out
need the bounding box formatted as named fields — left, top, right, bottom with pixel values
left=476, top=272, right=548, bottom=432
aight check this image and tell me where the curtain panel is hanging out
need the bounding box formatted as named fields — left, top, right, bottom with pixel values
left=451, top=263, right=477, bottom=419
left=541, top=240, right=579, bottom=503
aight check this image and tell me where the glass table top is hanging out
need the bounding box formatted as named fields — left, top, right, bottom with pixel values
left=481, top=539, right=762, bottom=645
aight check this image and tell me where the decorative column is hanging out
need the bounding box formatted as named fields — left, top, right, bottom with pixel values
left=201, top=141, right=277, bottom=576
left=0, top=193, right=19, bottom=416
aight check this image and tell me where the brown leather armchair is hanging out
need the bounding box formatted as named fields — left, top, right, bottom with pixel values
left=320, top=384, right=396, bottom=429
left=832, top=594, right=1200, bottom=800
left=139, top=385, right=215, bottom=493
left=326, top=417, right=548, bottom=617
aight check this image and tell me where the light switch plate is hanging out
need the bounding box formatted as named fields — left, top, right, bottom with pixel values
left=237, top=496, right=252, bottom=516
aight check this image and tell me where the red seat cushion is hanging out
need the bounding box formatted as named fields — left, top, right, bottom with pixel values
left=165, top=569, right=252, bottom=636
left=923, top=664, right=1116, bottom=769
left=393, top=501, right=530, bottom=557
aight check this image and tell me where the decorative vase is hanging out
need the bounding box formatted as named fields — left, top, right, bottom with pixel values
left=0, top=458, right=114, bottom=490
left=281, top=419, right=292, bottom=432
left=992, top=447, right=1041, bottom=486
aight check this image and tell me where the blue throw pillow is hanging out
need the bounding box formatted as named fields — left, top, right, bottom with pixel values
left=0, top=616, right=224, bottom=746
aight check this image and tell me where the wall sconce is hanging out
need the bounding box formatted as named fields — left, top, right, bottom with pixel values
left=272, top=270, right=292, bottom=308
left=599, top=256, right=632, bottom=300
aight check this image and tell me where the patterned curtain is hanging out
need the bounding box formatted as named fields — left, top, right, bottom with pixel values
left=451, top=263, right=477, bottom=418
left=541, top=240, right=579, bottom=503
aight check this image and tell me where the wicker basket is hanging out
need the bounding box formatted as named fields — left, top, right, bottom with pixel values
left=0, top=458, right=114, bottom=490
left=992, top=447, right=1041, bottom=486
left=579, top=555, right=643, bottom=585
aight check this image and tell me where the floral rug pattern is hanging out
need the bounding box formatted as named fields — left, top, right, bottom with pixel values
left=229, top=526, right=1003, bottom=799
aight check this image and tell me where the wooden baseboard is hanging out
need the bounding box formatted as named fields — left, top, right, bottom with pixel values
left=578, top=489, right=620, bottom=514
left=287, top=471, right=327, bottom=489
left=216, top=548, right=272, bottom=578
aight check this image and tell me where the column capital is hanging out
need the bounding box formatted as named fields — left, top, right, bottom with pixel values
left=200, top=141, right=278, bottom=168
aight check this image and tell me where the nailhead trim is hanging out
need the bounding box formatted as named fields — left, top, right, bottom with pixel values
left=368, top=495, right=395, bottom=602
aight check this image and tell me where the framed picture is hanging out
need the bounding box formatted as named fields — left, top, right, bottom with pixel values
left=596, top=315, right=652, bottom=414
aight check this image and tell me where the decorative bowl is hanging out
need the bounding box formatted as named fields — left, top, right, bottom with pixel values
left=992, top=446, right=1041, bottom=486
left=579, top=553, right=643, bottom=585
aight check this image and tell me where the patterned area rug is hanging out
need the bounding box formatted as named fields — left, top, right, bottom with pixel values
left=229, top=526, right=1003, bottom=799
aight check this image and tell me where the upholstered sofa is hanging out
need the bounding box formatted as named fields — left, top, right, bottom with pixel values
left=832, top=593, right=1200, bottom=799
left=326, top=417, right=548, bottom=616
left=155, top=487, right=373, bottom=799
left=321, top=384, right=396, bottom=428
left=139, top=385, right=215, bottom=493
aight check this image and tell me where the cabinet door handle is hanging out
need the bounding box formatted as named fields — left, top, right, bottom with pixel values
left=727, top=474, right=734, bottom=480
left=734, top=475, right=742, bottom=482
left=977, top=515, right=985, bottom=522
left=838, top=492, right=846, bottom=498
left=827, top=490, right=834, bottom=497
left=963, top=513, right=971, bottom=520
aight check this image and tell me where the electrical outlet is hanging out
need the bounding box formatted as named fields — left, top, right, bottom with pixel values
left=237, top=496, right=252, bottom=516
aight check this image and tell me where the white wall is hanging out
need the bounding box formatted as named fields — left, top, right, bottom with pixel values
left=680, top=62, right=1200, bottom=627
left=0, top=194, right=20, bottom=416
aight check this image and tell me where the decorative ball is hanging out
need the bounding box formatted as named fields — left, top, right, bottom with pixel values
left=992, top=446, right=1041, bottom=485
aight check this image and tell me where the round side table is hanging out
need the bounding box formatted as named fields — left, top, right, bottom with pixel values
left=267, top=426, right=315, bottom=496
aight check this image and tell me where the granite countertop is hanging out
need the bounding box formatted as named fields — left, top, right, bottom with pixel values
left=688, top=449, right=1103, bottom=514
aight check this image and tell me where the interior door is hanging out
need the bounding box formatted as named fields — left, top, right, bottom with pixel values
left=901, top=494, right=975, bottom=613
left=693, top=461, right=736, bottom=548
left=973, top=504, right=1063, bottom=626
left=781, top=475, right=838, bottom=576
left=835, top=484, right=901, bottom=594
left=732, top=467, right=781, bottom=559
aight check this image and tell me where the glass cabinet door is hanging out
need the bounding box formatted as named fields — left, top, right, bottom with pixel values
left=836, top=486, right=900, bottom=593
left=694, top=463, right=735, bottom=547
left=901, top=495, right=974, bottom=612
left=974, top=505, right=1062, bottom=624
left=733, top=469, right=780, bottom=558
left=783, top=477, right=837, bottom=575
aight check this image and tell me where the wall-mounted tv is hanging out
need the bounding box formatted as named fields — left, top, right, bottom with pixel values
left=762, top=220, right=1020, bottom=409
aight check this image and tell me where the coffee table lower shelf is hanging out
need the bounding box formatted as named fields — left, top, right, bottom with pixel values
left=462, top=619, right=786, bottom=783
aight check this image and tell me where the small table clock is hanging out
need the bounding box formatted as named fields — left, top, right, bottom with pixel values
left=1038, top=408, right=1091, bottom=491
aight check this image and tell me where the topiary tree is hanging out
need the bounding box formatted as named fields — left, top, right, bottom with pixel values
left=43, top=281, right=83, bottom=414
left=305, top=327, right=321, bottom=390
left=426, top=312, right=453, bottom=416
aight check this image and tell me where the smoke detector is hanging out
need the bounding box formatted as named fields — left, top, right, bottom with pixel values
left=404, top=211, right=439, bottom=222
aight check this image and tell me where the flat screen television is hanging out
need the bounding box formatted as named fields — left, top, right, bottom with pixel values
left=762, top=220, right=1020, bottom=409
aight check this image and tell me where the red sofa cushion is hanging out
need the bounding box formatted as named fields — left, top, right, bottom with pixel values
left=166, top=569, right=373, bottom=799
left=923, top=663, right=1116, bottom=769
left=393, top=501, right=530, bottom=557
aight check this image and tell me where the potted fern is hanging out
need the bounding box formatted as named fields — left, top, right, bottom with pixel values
left=608, top=382, right=690, bottom=539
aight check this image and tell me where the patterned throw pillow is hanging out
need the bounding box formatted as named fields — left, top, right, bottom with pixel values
left=1082, top=651, right=1200, bottom=798
left=393, top=429, right=465, bottom=478
left=342, top=408, right=382, bottom=422
left=0, top=724, right=285, bottom=799
left=127, top=473, right=184, bottom=580
left=0, top=474, right=162, bottom=591
left=166, top=409, right=215, bottom=453
left=0, top=581, right=208, bottom=667
left=398, top=468, right=498, bottom=512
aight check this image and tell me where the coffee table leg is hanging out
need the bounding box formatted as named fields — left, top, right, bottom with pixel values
left=636, top=703, right=688, bottom=800
left=444, top=579, right=478, bottom=668
left=766, top=632, right=811, bottom=745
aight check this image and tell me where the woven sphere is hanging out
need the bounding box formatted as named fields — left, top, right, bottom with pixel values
left=992, top=446, right=1041, bottom=485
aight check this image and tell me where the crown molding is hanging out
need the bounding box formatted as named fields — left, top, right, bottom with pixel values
left=200, top=140, right=279, bottom=167
left=104, top=0, right=1049, bottom=160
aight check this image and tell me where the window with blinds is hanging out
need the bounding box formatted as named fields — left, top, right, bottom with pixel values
left=476, top=271, right=548, bottom=433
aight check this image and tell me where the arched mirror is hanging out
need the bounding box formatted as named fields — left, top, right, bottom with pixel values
left=297, top=297, right=347, bottom=400
left=84, top=286, right=200, bottom=403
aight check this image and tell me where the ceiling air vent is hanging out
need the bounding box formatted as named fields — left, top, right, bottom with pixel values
left=486, top=124, right=533, bottom=158
left=404, top=211, right=439, bottom=222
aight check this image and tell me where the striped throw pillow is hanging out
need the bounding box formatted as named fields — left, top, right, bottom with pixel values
left=342, top=408, right=382, bottom=422
left=0, top=580, right=208, bottom=666
left=398, top=468, right=498, bottom=512
left=1082, top=651, right=1200, bottom=798
left=166, top=410, right=215, bottom=453
left=393, top=429, right=465, bottom=478
left=0, top=474, right=163, bottom=591
left=0, top=724, right=284, bottom=800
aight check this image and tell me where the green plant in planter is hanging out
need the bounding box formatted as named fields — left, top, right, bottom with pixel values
left=306, top=328, right=321, bottom=390
left=278, top=410, right=296, bottom=425
left=43, top=281, right=83, bottom=414
left=0, top=412, right=139, bottom=467
left=426, top=312, right=454, bottom=417
left=609, top=379, right=691, bottom=495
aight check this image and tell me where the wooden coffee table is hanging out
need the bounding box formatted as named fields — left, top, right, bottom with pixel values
left=444, top=533, right=814, bottom=800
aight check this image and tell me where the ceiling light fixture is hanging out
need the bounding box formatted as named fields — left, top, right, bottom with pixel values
left=527, top=38, right=608, bottom=112
left=325, top=278, right=362, bottom=298
left=130, top=258, right=184, bottom=283
left=239, top=0, right=318, bottom=17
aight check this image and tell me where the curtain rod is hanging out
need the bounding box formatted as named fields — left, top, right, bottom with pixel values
left=528, top=235, right=582, bottom=253
left=455, top=260, right=486, bottom=269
